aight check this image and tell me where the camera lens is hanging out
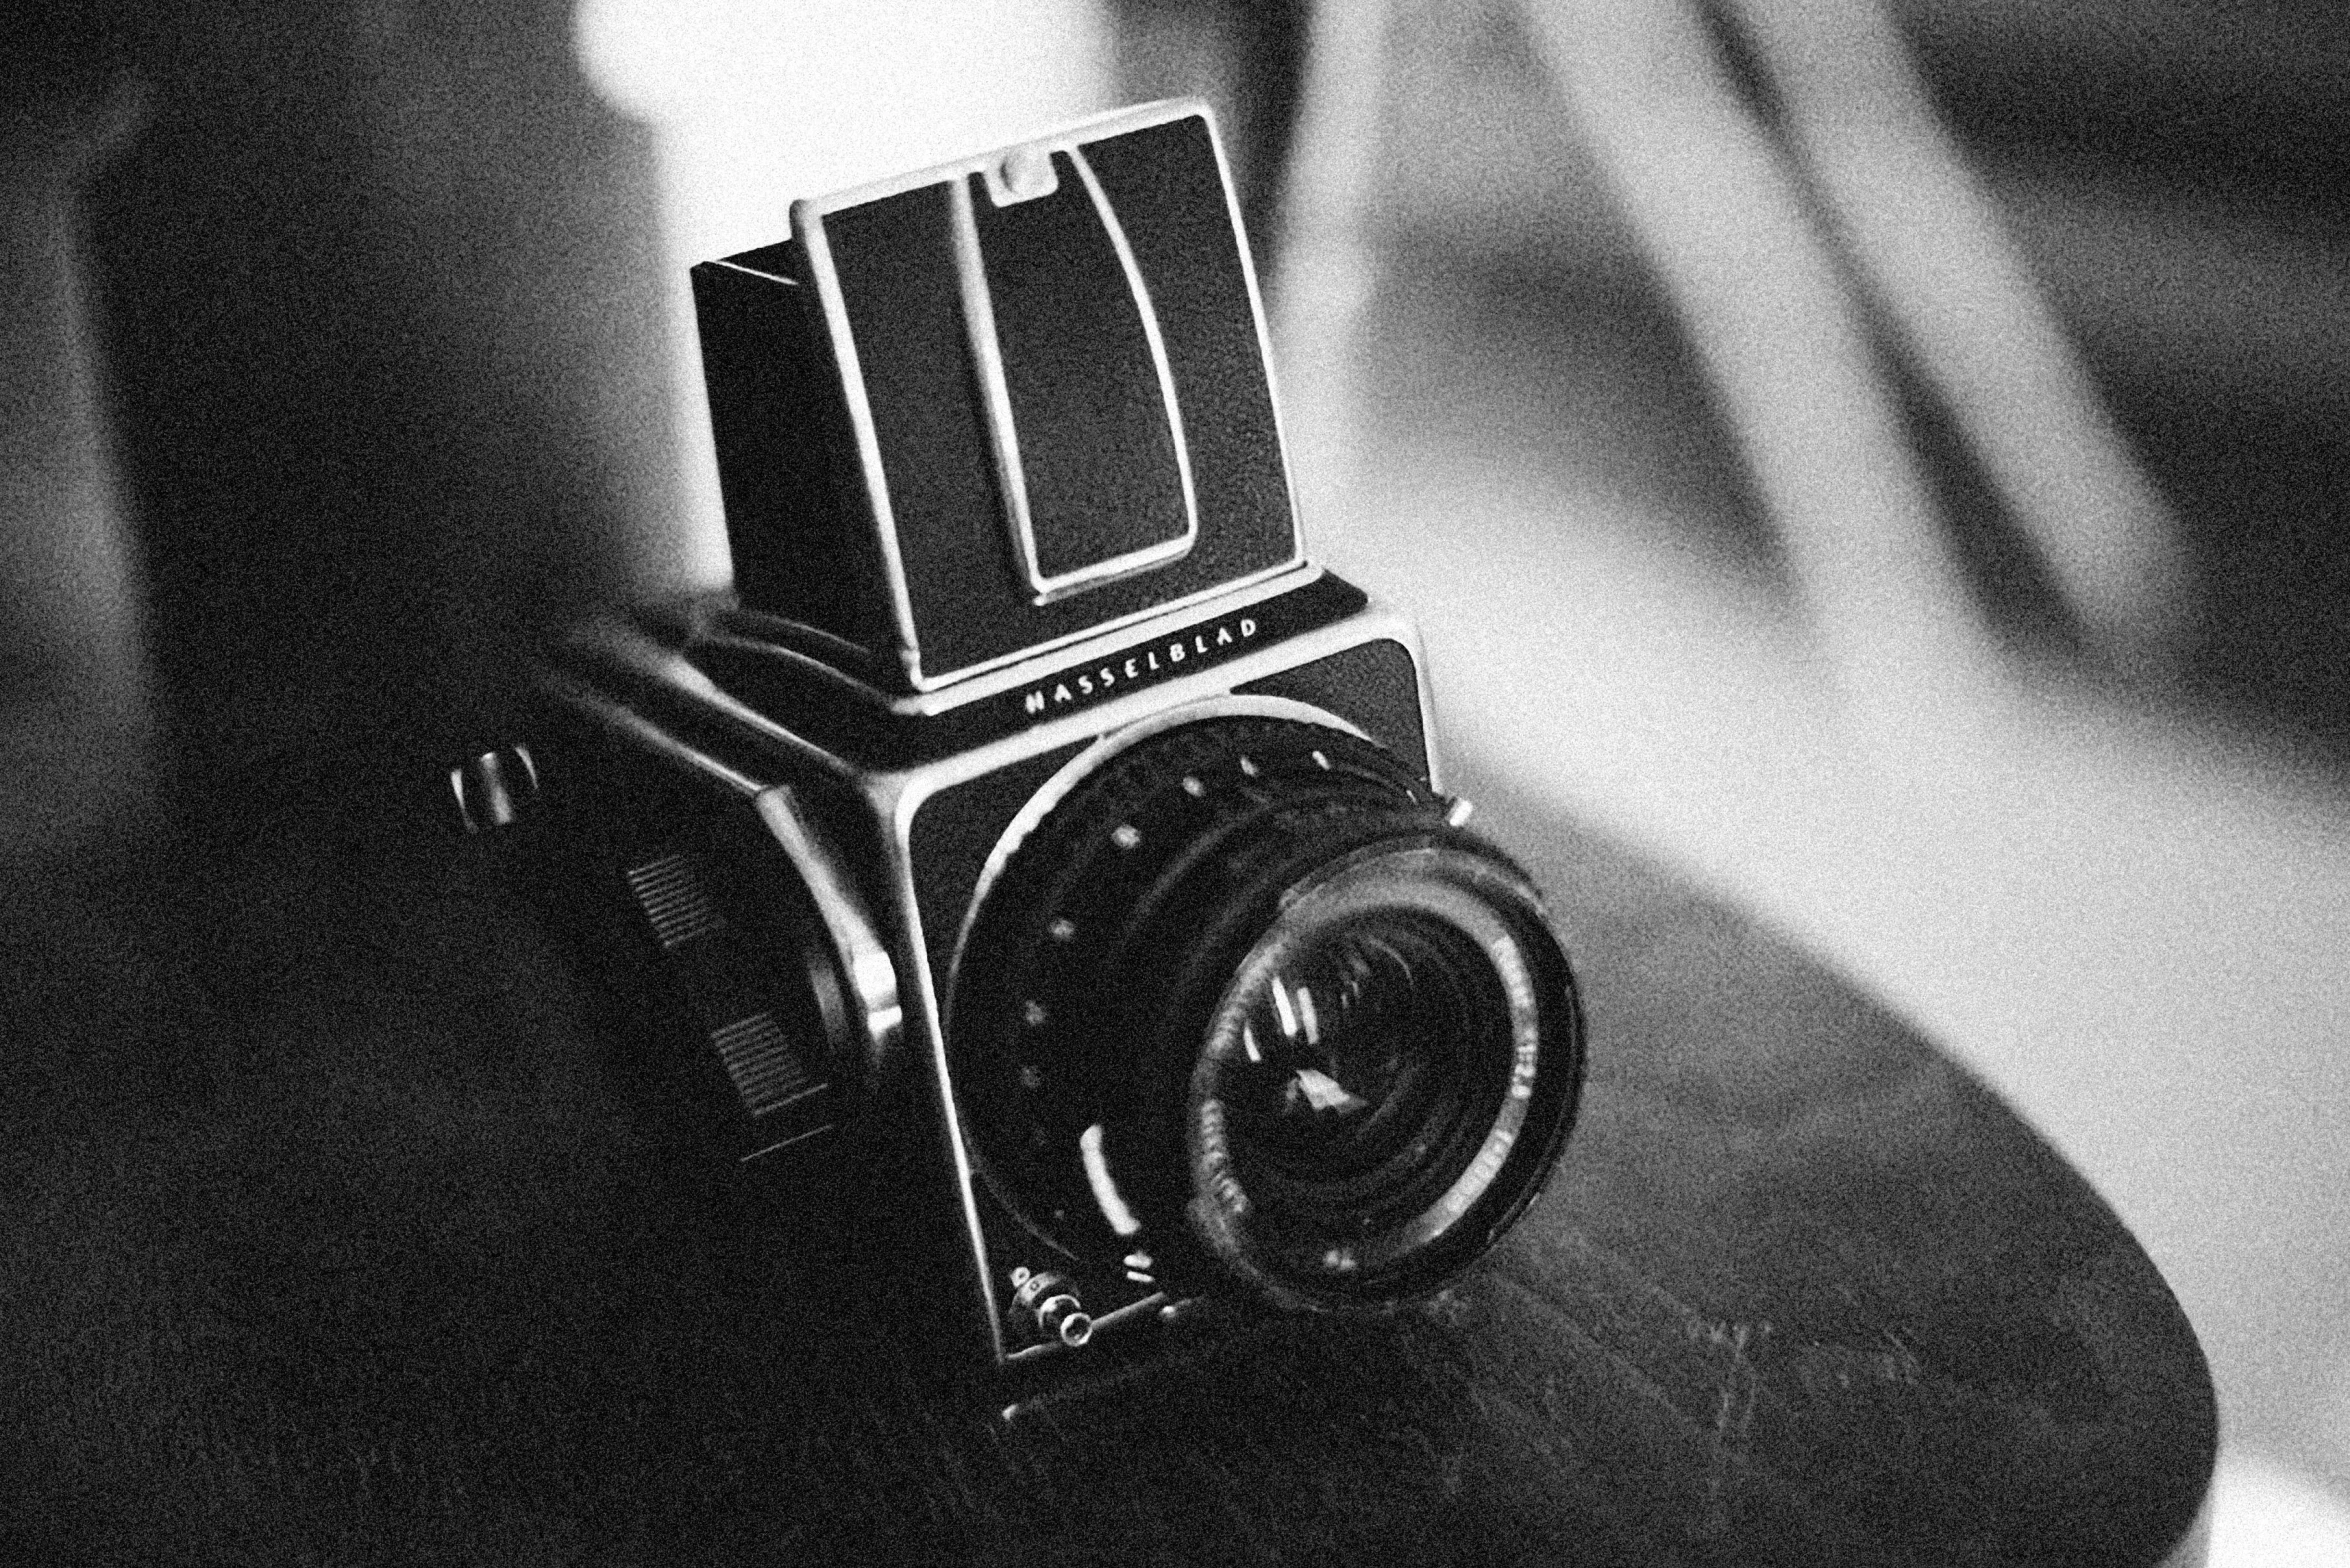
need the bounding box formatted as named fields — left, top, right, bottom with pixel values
left=1194, top=872, right=1537, bottom=1281
left=950, top=716, right=1582, bottom=1311
left=1212, top=909, right=1483, bottom=1208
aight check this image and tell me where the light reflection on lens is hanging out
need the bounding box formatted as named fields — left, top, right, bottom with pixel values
left=1189, top=851, right=1561, bottom=1299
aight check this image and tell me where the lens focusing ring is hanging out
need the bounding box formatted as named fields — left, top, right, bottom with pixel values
left=949, top=717, right=1582, bottom=1313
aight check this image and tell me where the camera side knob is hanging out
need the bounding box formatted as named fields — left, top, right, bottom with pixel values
left=450, top=744, right=538, bottom=834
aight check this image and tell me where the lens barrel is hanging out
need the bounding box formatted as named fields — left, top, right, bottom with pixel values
left=950, top=718, right=1582, bottom=1312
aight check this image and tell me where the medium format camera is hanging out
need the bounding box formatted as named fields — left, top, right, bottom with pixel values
left=498, top=101, right=1585, bottom=1413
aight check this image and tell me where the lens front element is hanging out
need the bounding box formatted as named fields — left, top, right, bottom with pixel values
left=1192, top=853, right=1547, bottom=1305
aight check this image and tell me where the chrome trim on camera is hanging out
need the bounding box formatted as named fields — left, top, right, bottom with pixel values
left=1046, top=141, right=1200, bottom=598
left=703, top=255, right=794, bottom=289
left=753, top=786, right=904, bottom=1080
left=553, top=618, right=856, bottom=784
left=870, top=786, right=1014, bottom=1361
left=700, top=563, right=1330, bottom=720
left=793, top=199, right=927, bottom=676
left=877, top=597, right=1426, bottom=824
left=795, top=98, right=1221, bottom=234
left=1395, top=611, right=1445, bottom=797
left=952, top=147, right=1200, bottom=606
left=536, top=667, right=769, bottom=799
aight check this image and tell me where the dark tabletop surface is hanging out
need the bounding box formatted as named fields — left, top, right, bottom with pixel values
left=0, top=752, right=2214, bottom=1566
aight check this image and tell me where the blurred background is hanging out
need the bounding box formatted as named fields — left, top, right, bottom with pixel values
left=5, top=0, right=2346, bottom=1558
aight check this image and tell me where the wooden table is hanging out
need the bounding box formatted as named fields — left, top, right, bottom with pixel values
left=0, top=758, right=2214, bottom=1565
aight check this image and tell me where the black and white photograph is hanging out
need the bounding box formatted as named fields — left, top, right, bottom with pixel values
left=4, top=2, right=2345, bottom=1561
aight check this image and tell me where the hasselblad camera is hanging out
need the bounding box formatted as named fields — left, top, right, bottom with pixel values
left=481, top=101, right=1586, bottom=1414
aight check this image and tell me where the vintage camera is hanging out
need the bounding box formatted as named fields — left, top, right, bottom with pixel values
left=503, top=101, right=1584, bottom=1412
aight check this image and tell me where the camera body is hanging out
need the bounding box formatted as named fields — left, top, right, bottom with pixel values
left=519, top=103, right=1583, bottom=1413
